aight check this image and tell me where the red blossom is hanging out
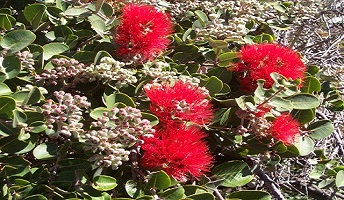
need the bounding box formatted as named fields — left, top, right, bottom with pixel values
left=235, top=43, right=306, bottom=92
left=144, top=81, right=213, bottom=127
left=115, top=4, right=173, bottom=61
left=141, top=126, right=213, bottom=181
left=269, top=113, right=300, bottom=145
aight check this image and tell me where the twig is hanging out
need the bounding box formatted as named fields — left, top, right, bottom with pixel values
left=213, top=188, right=225, bottom=200
left=246, top=157, right=286, bottom=200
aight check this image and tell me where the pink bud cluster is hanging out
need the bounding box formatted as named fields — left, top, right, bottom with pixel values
left=82, top=107, right=155, bottom=169
left=42, top=91, right=91, bottom=138
left=81, top=57, right=137, bottom=88
left=16, top=51, right=35, bottom=71
left=36, top=57, right=137, bottom=89
left=36, top=58, right=85, bottom=85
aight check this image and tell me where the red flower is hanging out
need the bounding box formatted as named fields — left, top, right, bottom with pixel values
left=235, top=43, right=306, bottom=92
left=115, top=4, right=173, bottom=61
left=141, top=126, right=213, bottom=181
left=269, top=113, right=300, bottom=145
left=144, top=81, right=213, bottom=127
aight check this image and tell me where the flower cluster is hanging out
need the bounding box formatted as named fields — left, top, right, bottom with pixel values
left=234, top=43, right=306, bottom=92
left=141, top=126, right=213, bottom=182
left=114, top=4, right=173, bottom=61
left=81, top=57, right=137, bottom=88
left=82, top=107, right=155, bottom=169
left=36, top=58, right=85, bottom=85
left=16, top=51, right=35, bottom=71
left=42, top=91, right=91, bottom=138
left=191, top=0, right=273, bottom=40
left=141, top=77, right=214, bottom=181
left=36, top=57, right=137, bottom=89
left=142, top=62, right=202, bottom=87
left=144, top=80, right=213, bottom=127
left=236, top=107, right=300, bottom=145
left=269, top=113, right=300, bottom=145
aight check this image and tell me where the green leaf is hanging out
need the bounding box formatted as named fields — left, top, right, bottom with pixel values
left=194, top=10, right=209, bottom=27
left=90, top=107, right=109, bottom=120
left=308, top=120, right=334, bottom=139
left=30, top=121, right=47, bottom=133
left=94, top=50, right=112, bottom=65
left=43, top=42, right=69, bottom=60
left=0, top=14, right=12, bottom=30
left=24, top=194, right=48, bottom=200
left=307, top=65, right=320, bottom=75
left=219, top=108, right=231, bottom=126
left=227, top=190, right=271, bottom=200
left=105, top=93, right=135, bottom=109
left=73, top=51, right=97, bottom=63
left=125, top=180, right=144, bottom=198
left=309, top=164, right=326, bottom=179
left=88, top=1, right=113, bottom=17
left=0, top=120, right=18, bottom=136
left=92, top=175, right=117, bottom=191
left=278, top=144, right=300, bottom=158
left=0, top=96, right=15, bottom=118
left=208, top=38, right=228, bottom=50
left=291, top=109, right=315, bottom=124
left=0, top=133, right=38, bottom=154
left=186, top=193, right=215, bottom=200
left=12, top=109, right=27, bottom=128
left=91, top=19, right=106, bottom=38
left=201, top=76, right=223, bottom=96
left=212, top=161, right=253, bottom=187
left=54, top=25, right=73, bottom=38
left=0, top=30, right=36, bottom=55
left=141, top=112, right=159, bottom=126
left=146, top=171, right=171, bottom=190
left=22, top=86, right=41, bottom=106
left=294, top=136, right=314, bottom=156
left=33, top=143, right=58, bottom=160
left=288, top=94, right=320, bottom=110
left=207, top=67, right=232, bottom=84
left=175, top=44, right=199, bottom=54
left=270, top=97, right=293, bottom=110
left=218, top=52, right=237, bottom=67
left=23, top=4, right=47, bottom=30
left=183, top=185, right=208, bottom=196
left=58, top=158, right=91, bottom=171
left=160, top=187, right=185, bottom=200
left=0, top=56, right=21, bottom=81
left=64, top=7, right=90, bottom=16
left=336, top=170, right=344, bottom=189
left=301, top=76, right=321, bottom=93
left=0, top=83, right=12, bottom=95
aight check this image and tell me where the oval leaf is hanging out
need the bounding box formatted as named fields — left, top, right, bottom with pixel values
left=336, top=170, right=344, bottom=189
left=202, top=76, right=223, bottom=96
left=0, top=30, right=36, bottom=55
left=212, top=161, right=253, bottom=187
left=160, top=187, right=185, bottom=200
left=92, top=175, right=118, bottom=191
left=227, top=190, right=271, bottom=200
left=294, top=136, right=314, bottom=156
left=0, top=56, right=21, bottom=81
left=146, top=170, right=171, bottom=190
left=288, top=94, right=320, bottom=110
left=43, top=42, right=69, bottom=60
left=24, top=194, right=48, bottom=200
left=0, top=96, right=15, bottom=118
left=33, top=143, right=58, bottom=160
left=308, top=120, right=334, bottom=139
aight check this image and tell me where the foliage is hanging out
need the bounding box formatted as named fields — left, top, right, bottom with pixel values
left=0, top=0, right=342, bottom=199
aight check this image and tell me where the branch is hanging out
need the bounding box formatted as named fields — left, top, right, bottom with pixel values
left=246, top=157, right=286, bottom=200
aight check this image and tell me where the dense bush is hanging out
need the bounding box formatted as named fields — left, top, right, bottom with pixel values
left=0, top=0, right=343, bottom=199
